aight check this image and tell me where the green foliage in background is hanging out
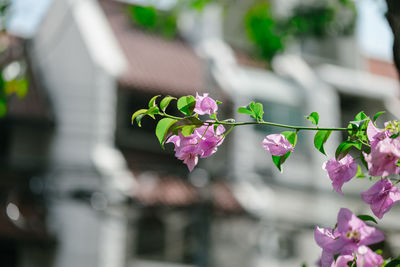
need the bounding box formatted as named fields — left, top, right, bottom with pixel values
left=127, top=0, right=215, bottom=38
left=0, top=61, right=29, bottom=117
left=288, top=0, right=356, bottom=38
left=128, top=5, right=178, bottom=38
left=126, top=0, right=357, bottom=62
left=245, top=0, right=357, bottom=63
left=244, top=2, right=286, bottom=63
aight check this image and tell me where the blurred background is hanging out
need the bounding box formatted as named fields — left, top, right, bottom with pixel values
left=0, top=0, right=400, bottom=266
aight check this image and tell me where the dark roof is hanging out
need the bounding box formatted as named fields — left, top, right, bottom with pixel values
left=100, top=0, right=206, bottom=96
left=131, top=170, right=244, bottom=214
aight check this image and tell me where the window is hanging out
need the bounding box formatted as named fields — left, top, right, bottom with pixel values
left=136, top=211, right=166, bottom=260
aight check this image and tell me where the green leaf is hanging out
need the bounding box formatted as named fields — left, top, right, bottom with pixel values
left=349, top=119, right=368, bottom=129
left=159, top=96, right=176, bottom=112
left=237, top=102, right=264, bottom=121
left=216, top=100, right=222, bottom=104
left=148, top=95, right=161, bottom=108
left=5, top=79, right=29, bottom=98
left=169, top=117, right=203, bottom=135
left=131, top=109, right=148, bottom=126
left=181, top=125, right=196, bottom=136
left=333, top=254, right=340, bottom=262
left=397, top=159, right=400, bottom=167
left=335, top=141, right=362, bottom=160
left=253, top=102, right=264, bottom=121
left=281, top=131, right=297, bottom=146
left=354, top=111, right=368, bottom=121
left=237, top=106, right=253, bottom=116
left=306, top=112, right=319, bottom=126
left=272, top=154, right=290, bottom=172
left=213, top=124, right=219, bottom=132
left=314, top=130, right=332, bottom=155
left=0, top=98, right=6, bottom=117
left=177, top=95, right=196, bottom=116
left=373, top=111, right=385, bottom=123
left=391, top=133, right=400, bottom=139
left=357, top=214, right=377, bottom=224
left=384, top=259, right=400, bottom=267
left=156, top=118, right=178, bottom=148
left=136, top=114, right=146, bottom=127
left=146, top=106, right=160, bottom=119
left=209, top=113, right=217, bottom=120
left=355, top=165, right=365, bottom=179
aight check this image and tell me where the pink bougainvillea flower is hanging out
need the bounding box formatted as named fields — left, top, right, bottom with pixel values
left=262, top=134, right=294, bottom=156
left=355, top=246, right=383, bottom=267
left=330, top=246, right=383, bottom=267
left=336, top=208, right=385, bottom=250
left=363, top=137, right=400, bottom=177
left=322, top=155, right=358, bottom=195
left=314, top=208, right=385, bottom=267
left=166, top=124, right=225, bottom=172
left=194, top=125, right=225, bottom=158
left=167, top=133, right=199, bottom=172
left=194, top=93, right=218, bottom=115
left=361, top=178, right=400, bottom=219
left=366, top=121, right=391, bottom=148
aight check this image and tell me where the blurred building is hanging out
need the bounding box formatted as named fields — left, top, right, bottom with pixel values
left=1, top=0, right=400, bottom=267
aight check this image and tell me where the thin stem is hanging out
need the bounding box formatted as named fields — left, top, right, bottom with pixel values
left=214, top=120, right=348, bottom=131
left=161, top=113, right=348, bottom=131
left=217, top=125, right=235, bottom=145
left=359, top=139, right=371, bottom=147
left=196, top=125, right=210, bottom=145
left=163, top=113, right=183, bottom=120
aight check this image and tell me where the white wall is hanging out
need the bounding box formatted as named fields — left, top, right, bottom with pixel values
left=31, top=1, right=129, bottom=267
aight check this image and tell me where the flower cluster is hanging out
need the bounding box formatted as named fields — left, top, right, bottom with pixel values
left=315, top=208, right=384, bottom=267
left=165, top=93, right=223, bottom=171
left=364, top=122, right=400, bottom=177
left=317, top=121, right=400, bottom=220
left=167, top=124, right=225, bottom=171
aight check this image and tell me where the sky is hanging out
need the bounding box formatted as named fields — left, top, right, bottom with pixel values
left=6, top=0, right=394, bottom=61
left=357, top=0, right=393, bottom=60
left=7, top=0, right=52, bottom=38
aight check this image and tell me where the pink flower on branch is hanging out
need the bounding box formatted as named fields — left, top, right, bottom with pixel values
left=355, top=246, right=384, bottom=267
left=361, top=178, right=400, bottom=219
left=322, top=155, right=357, bottom=195
left=364, top=121, right=400, bottom=177
left=363, top=137, right=400, bottom=177
left=262, top=134, right=294, bottom=156
left=366, top=121, right=392, bottom=148
left=194, top=93, right=218, bottom=115
left=166, top=124, right=225, bottom=172
left=330, top=246, right=383, bottom=267
left=314, top=208, right=385, bottom=267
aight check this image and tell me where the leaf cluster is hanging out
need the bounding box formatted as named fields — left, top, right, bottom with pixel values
left=127, top=5, right=178, bottom=38
left=237, top=101, right=264, bottom=122
left=131, top=95, right=206, bottom=148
